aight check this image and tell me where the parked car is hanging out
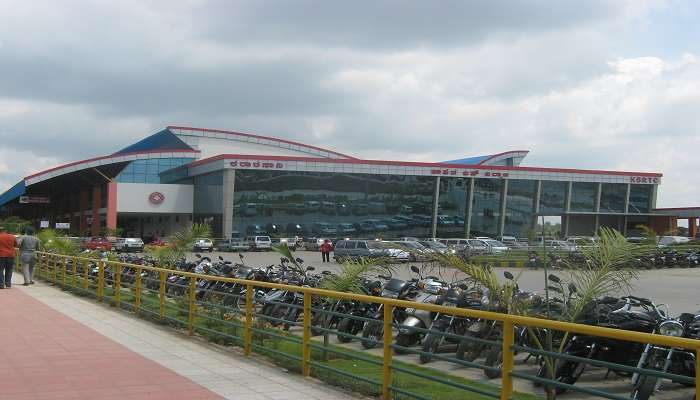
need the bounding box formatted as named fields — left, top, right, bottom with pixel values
left=84, top=237, right=113, bottom=251
left=419, top=240, right=454, bottom=255
left=193, top=238, right=214, bottom=252
left=333, top=239, right=386, bottom=261
left=245, top=235, right=272, bottom=251
left=217, top=238, right=249, bottom=252
left=114, top=238, right=144, bottom=253
left=337, top=223, right=357, bottom=236
left=246, top=224, right=267, bottom=235
left=271, top=237, right=298, bottom=251
left=313, top=222, right=338, bottom=236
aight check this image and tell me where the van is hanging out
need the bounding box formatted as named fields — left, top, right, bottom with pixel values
left=245, top=236, right=272, bottom=251
left=333, top=239, right=386, bottom=261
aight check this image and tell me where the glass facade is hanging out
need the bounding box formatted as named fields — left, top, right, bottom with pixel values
left=629, top=184, right=652, bottom=213
left=470, top=178, right=502, bottom=237
left=570, top=182, right=598, bottom=212
left=232, top=170, right=436, bottom=238
left=539, top=181, right=567, bottom=215
left=600, top=183, right=626, bottom=213
left=436, top=178, right=469, bottom=238
left=193, top=171, right=224, bottom=235
left=116, top=158, right=194, bottom=184
left=503, top=180, right=536, bottom=237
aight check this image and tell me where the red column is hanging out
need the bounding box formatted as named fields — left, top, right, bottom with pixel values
left=91, top=185, right=102, bottom=237
left=106, top=182, right=117, bottom=231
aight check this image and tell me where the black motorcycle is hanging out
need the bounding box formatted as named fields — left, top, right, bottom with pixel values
left=630, top=312, right=698, bottom=400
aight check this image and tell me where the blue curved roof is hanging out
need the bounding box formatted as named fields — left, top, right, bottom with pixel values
left=441, top=155, right=489, bottom=165
left=114, top=128, right=194, bottom=155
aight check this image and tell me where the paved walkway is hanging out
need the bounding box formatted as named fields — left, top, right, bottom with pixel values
left=1, top=275, right=358, bottom=400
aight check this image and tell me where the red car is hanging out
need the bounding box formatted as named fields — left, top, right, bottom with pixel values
left=84, top=237, right=113, bottom=251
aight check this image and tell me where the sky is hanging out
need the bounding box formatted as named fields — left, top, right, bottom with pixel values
left=0, top=0, right=699, bottom=207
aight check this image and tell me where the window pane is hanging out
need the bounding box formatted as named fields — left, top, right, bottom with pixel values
left=600, top=183, right=626, bottom=213
left=570, top=182, right=597, bottom=212
left=629, top=184, right=652, bottom=213
left=471, top=178, right=502, bottom=237
left=539, top=181, right=567, bottom=214
left=504, top=180, right=536, bottom=237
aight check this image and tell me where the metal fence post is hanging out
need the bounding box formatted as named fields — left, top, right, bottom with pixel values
left=382, top=304, right=393, bottom=400
left=61, top=257, right=67, bottom=287
left=114, top=264, right=121, bottom=308
left=135, top=267, right=142, bottom=313
left=98, top=261, right=105, bottom=302
left=71, top=256, right=77, bottom=288
left=302, top=292, right=312, bottom=377
left=159, top=271, right=166, bottom=319
left=188, top=277, right=196, bottom=336
left=82, top=259, right=88, bottom=289
left=244, top=284, right=254, bottom=356
left=500, top=320, right=515, bottom=400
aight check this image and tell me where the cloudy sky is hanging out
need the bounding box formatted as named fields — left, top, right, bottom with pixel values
left=1, top=0, right=698, bottom=207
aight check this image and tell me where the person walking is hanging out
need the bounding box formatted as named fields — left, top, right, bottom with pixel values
left=320, top=239, right=333, bottom=263
left=0, top=225, right=17, bottom=289
left=17, top=227, right=41, bottom=286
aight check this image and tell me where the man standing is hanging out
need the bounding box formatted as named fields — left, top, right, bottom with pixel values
left=18, top=227, right=41, bottom=286
left=320, top=239, right=333, bottom=263
left=0, top=225, right=17, bottom=289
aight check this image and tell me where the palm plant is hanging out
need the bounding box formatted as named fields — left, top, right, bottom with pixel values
left=145, top=223, right=212, bottom=269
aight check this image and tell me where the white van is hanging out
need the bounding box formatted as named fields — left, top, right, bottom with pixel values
left=246, top=235, right=272, bottom=251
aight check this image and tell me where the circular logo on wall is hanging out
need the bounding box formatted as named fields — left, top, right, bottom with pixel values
left=148, top=192, right=165, bottom=205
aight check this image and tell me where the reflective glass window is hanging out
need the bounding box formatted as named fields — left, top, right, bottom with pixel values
left=437, top=177, right=469, bottom=238
left=539, top=181, right=567, bottom=214
left=570, top=182, right=597, bottom=212
left=232, top=170, right=435, bottom=239
left=470, top=178, right=502, bottom=236
left=600, top=183, right=626, bottom=213
left=503, top=180, right=536, bottom=237
left=628, top=184, right=652, bottom=213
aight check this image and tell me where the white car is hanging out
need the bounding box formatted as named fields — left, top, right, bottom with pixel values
left=193, top=238, right=214, bottom=252
left=115, top=238, right=144, bottom=253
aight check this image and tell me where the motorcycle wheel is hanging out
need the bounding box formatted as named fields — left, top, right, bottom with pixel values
left=337, top=317, right=360, bottom=343
left=394, top=333, right=418, bottom=355
left=483, top=347, right=503, bottom=379
left=632, top=374, right=657, bottom=400
left=456, top=333, right=485, bottom=362
left=361, top=321, right=383, bottom=349
left=419, top=333, right=441, bottom=364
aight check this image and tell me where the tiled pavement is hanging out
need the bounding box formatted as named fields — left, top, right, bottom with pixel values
left=1, top=275, right=360, bottom=400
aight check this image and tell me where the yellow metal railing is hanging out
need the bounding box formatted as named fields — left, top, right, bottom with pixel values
left=33, top=251, right=700, bottom=400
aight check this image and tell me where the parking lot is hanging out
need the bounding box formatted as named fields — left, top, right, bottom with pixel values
left=190, top=249, right=700, bottom=314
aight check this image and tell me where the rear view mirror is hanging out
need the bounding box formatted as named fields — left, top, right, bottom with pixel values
left=410, top=265, right=420, bottom=274
left=503, top=271, right=514, bottom=280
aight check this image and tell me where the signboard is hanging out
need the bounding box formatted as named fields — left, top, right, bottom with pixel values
left=19, top=196, right=51, bottom=204
left=55, top=222, right=70, bottom=230
left=40, top=220, right=49, bottom=228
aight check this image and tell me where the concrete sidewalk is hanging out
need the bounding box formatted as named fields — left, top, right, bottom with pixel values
left=3, top=275, right=359, bottom=400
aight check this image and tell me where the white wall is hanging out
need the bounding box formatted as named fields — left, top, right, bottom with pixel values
left=116, top=183, right=193, bottom=213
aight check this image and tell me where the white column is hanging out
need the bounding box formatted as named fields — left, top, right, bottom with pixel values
left=222, top=169, right=235, bottom=238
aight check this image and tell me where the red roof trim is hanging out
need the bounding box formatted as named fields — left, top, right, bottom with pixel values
left=186, top=153, right=662, bottom=177
left=24, top=149, right=200, bottom=180
left=167, top=125, right=358, bottom=160
left=477, top=150, right=529, bottom=165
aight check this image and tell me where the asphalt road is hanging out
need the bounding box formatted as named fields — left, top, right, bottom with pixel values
left=190, top=250, right=700, bottom=314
